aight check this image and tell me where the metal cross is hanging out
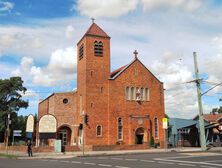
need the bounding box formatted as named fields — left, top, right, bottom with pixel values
left=133, top=50, right=138, bottom=59
left=91, top=18, right=95, bottom=23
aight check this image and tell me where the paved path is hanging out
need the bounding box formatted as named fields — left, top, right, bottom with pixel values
left=1, top=152, right=222, bottom=168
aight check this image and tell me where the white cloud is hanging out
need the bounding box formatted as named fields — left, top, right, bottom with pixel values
left=0, top=0, right=14, bottom=13
left=12, top=47, right=77, bottom=87
left=20, top=89, right=38, bottom=98
left=65, top=25, right=75, bottom=39
left=76, top=0, right=138, bottom=18
left=76, top=0, right=203, bottom=18
left=149, top=52, right=197, bottom=118
left=0, top=21, right=80, bottom=60
left=141, top=0, right=202, bottom=11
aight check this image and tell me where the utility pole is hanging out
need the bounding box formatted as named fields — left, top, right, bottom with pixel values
left=6, top=113, right=11, bottom=154
left=193, top=52, right=207, bottom=151
left=82, top=111, right=85, bottom=156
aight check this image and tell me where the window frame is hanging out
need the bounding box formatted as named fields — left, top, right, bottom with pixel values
left=154, top=117, right=159, bottom=139
left=125, top=86, right=130, bottom=100
left=117, top=118, right=123, bottom=140
left=145, top=88, right=150, bottom=101
left=96, top=125, right=102, bottom=137
left=79, top=44, right=84, bottom=60
left=130, top=87, right=135, bottom=100
left=94, top=41, right=103, bottom=56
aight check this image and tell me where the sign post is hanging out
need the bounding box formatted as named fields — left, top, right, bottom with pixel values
left=13, top=130, right=22, bottom=145
left=162, top=118, right=168, bottom=150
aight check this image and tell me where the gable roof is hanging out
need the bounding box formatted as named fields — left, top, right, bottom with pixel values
left=193, top=113, right=222, bottom=123
left=78, top=23, right=110, bottom=44
left=109, top=58, right=162, bottom=83
left=110, top=64, right=128, bottom=78
left=39, top=91, right=77, bottom=104
left=85, top=23, right=110, bottom=38
left=169, top=118, right=198, bottom=134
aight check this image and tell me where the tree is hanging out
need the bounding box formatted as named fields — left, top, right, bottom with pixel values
left=165, top=114, right=172, bottom=143
left=0, top=77, right=28, bottom=141
left=211, top=106, right=222, bottom=114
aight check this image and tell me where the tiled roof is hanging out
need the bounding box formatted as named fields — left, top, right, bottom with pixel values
left=110, top=64, right=128, bottom=78
left=85, top=23, right=110, bottom=38
left=203, top=114, right=222, bottom=123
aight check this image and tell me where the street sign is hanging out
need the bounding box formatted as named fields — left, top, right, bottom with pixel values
left=13, top=130, right=22, bottom=137
left=162, top=118, right=168, bottom=129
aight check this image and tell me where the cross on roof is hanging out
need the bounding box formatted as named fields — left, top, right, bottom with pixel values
left=133, top=50, right=138, bottom=59
left=91, top=18, right=95, bottom=23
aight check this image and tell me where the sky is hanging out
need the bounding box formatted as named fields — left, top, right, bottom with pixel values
left=1, top=0, right=222, bottom=118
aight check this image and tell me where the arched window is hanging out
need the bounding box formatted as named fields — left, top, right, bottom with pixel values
left=96, top=125, right=102, bottom=136
left=94, top=41, right=103, bottom=56
left=145, top=88, right=150, bottom=101
left=135, top=87, right=140, bottom=101
left=118, top=118, right=123, bottom=140
left=125, top=87, right=130, bottom=100
left=154, top=118, right=158, bottom=138
left=130, top=87, right=135, bottom=100
left=140, top=88, right=144, bottom=101
left=79, top=44, right=84, bottom=60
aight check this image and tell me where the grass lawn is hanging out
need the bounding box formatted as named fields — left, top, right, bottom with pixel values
left=0, top=153, right=18, bottom=159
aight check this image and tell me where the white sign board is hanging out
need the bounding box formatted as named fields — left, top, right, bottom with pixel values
left=13, top=130, right=22, bottom=137
left=39, top=114, right=57, bottom=133
left=26, top=115, right=34, bottom=132
left=162, top=118, right=168, bottom=129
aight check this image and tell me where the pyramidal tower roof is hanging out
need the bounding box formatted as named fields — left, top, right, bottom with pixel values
left=84, top=22, right=110, bottom=38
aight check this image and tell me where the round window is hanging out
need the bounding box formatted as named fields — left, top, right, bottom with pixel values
left=63, top=98, right=68, bottom=104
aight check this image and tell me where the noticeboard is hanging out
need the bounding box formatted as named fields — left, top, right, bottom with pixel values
left=26, top=114, right=34, bottom=132
left=162, top=118, right=168, bottom=129
left=39, top=114, right=57, bottom=133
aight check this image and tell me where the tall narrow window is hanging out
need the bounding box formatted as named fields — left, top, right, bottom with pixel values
left=130, top=87, right=135, bottom=100
left=140, top=88, right=144, bottom=101
left=79, top=44, right=84, bottom=60
left=135, top=87, right=140, bottom=101
left=125, top=87, right=130, bottom=100
left=94, top=41, right=103, bottom=56
left=145, top=88, right=150, bottom=101
left=118, top=118, right=123, bottom=140
left=154, top=118, right=158, bottom=138
left=96, top=125, right=102, bottom=137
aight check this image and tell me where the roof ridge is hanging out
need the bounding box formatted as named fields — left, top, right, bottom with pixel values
left=85, top=22, right=110, bottom=38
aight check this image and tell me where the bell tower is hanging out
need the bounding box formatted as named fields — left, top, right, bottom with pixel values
left=76, top=21, right=110, bottom=145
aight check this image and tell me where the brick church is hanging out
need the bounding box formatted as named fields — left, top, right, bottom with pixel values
left=37, top=22, right=165, bottom=150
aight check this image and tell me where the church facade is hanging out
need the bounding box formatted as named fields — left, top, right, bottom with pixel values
left=37, top=22, right=165, bottom=150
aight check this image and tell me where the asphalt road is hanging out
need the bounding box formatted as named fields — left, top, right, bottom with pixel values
left=1, top=152, right=222, bottom=168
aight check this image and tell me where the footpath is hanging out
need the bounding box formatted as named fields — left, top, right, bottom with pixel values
left=1, top=147, right=222, bottom=159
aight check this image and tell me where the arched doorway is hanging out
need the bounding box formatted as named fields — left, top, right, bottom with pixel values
left=57, top=125, right=72, bottom=146
left=135, top=127, right=145, bottom=144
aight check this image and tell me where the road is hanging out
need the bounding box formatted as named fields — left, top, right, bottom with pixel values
left=1, top=152, right=222, bottom=168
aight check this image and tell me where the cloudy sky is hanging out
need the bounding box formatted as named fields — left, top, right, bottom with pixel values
left=1, top=0, right=222, bottom=118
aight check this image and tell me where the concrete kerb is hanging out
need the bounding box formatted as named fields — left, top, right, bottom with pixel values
left=15, top=147, right=222, bottom=160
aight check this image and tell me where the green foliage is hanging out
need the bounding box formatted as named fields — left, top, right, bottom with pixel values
left=150, top=136, right=155, bottom=147
left=0, top=153, right=18, bottom=159
left=164, top=114, right=172, bottom=140
left=211, top=106, right=222, bottom=114
left=218, top=106, right=222, bottom=113
left=0, top=77, right=28, bottom=138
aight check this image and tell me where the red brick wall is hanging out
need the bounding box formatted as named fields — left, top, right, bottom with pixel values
left=77, top=35, right=110, bottom=146
left=37, top=92, right=77, bottom=146
left=107, top=60, right=165, bottom=147
left=37, top=24, right=165, bottom=150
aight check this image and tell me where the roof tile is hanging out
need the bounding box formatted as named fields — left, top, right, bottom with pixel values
left=85, top=23, right=110, bottom=38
